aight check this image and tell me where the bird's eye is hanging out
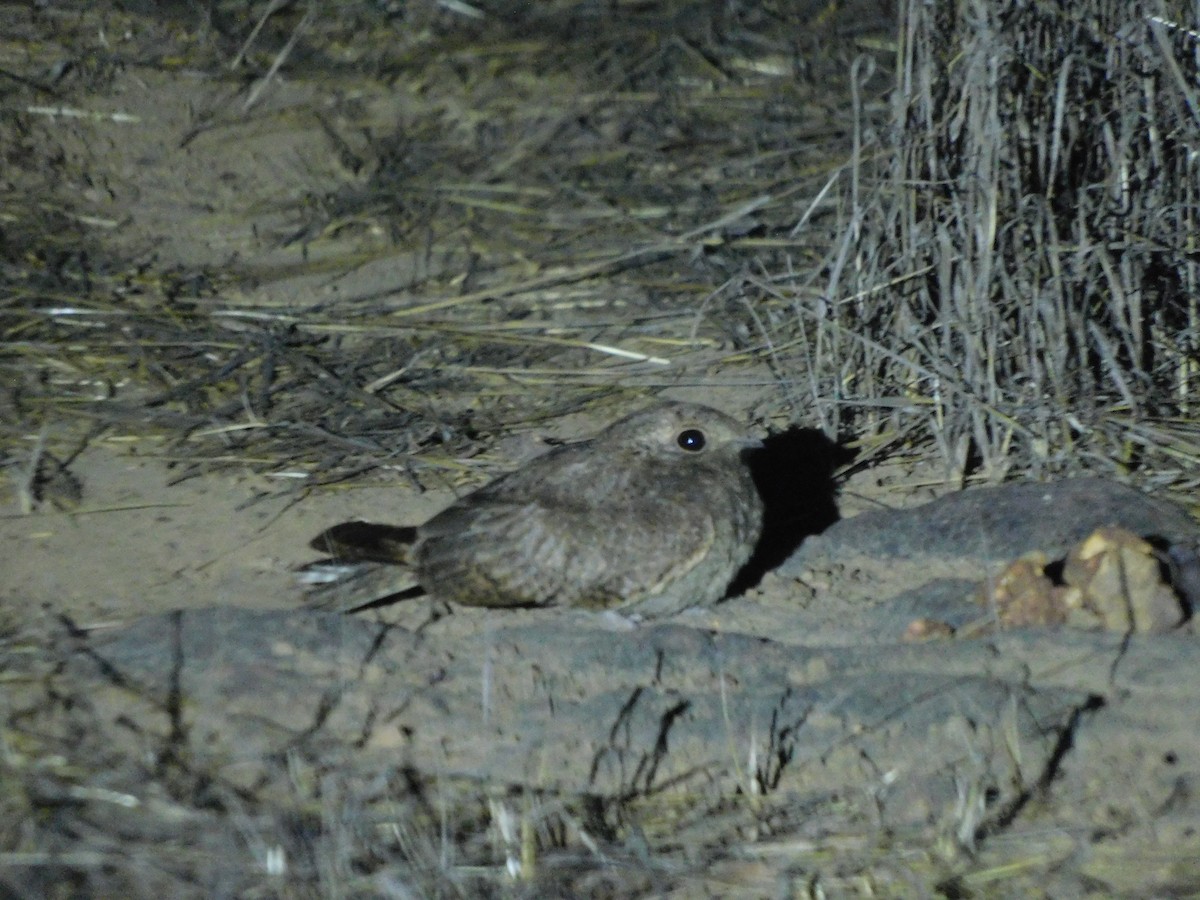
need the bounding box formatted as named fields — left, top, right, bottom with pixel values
left=677, top=428, right=706, bottom=452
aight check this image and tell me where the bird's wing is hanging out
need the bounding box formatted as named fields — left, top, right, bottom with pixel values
left=415, top=494, right=713, bottom=609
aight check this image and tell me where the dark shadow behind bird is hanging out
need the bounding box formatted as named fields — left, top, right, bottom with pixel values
left=727, top=426, right=847, bottom=595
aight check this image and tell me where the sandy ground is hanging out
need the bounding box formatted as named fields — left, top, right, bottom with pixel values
left=3, top=444, right=447, bottom=626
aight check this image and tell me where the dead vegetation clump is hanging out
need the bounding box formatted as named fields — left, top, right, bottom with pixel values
left=779, top=0, right=1200, bottom=487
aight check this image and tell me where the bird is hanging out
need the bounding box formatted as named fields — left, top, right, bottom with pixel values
left=304, top=401, right=764, bottom=618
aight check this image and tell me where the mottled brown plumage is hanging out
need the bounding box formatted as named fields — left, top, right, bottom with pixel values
left=307, top=401, right=763, bottom=618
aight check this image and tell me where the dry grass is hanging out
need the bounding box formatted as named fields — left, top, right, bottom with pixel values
left=5, top=2, right=1195, bottom=502
left=2, top=0, right=876, bottom=493
left=771, top=0, right=1200, bottom=489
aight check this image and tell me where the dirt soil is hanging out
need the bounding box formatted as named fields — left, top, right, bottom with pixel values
left=3, top=4, right=1200, bottom=898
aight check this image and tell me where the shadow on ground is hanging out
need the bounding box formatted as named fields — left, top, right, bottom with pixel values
left=729, top=426, right=848, bottom=595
